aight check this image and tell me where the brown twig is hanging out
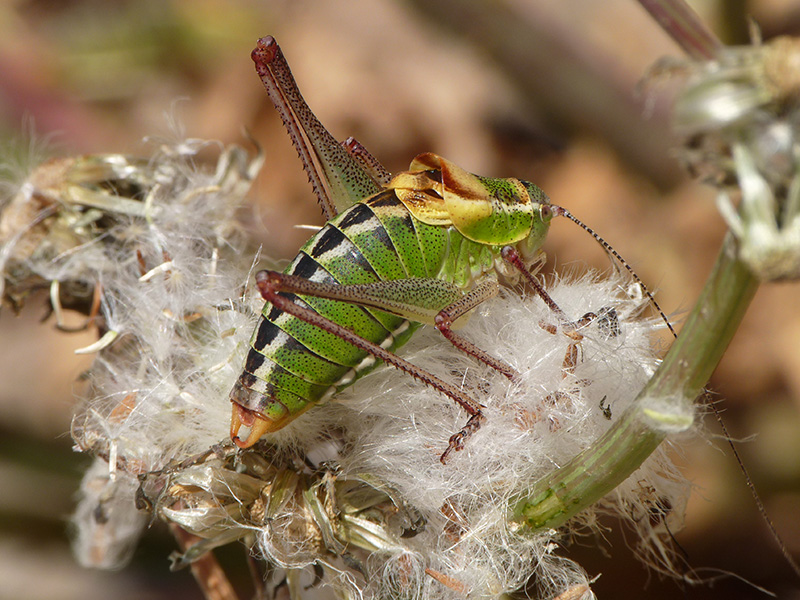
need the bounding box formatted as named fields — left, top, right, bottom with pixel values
left=170, top=524, right=240, bottom=600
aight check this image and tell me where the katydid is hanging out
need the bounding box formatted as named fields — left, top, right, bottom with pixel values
left=230, top=36, right=671, bottom=463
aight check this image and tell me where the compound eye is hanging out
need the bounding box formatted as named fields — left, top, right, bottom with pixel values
left=540, top=204, right=552, bottom=219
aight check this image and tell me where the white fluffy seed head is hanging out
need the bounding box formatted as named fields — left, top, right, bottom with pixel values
left=66, top=142, right=263, bottom=472
left=2, top=133, right=694, bottom=598
left=0, top=139, right=265, bottom=568
left=323, top=275, right=689, bottom=597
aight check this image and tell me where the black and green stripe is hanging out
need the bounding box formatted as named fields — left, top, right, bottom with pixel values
left=231, top=190, right=447, bottom=423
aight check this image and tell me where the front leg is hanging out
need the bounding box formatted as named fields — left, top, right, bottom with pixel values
left=433, top=278, right=520, bottom=381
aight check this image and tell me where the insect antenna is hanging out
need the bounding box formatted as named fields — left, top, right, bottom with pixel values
left=553, top=208, right=800, bottom=578
left=552, top=205, right=677, bottom=338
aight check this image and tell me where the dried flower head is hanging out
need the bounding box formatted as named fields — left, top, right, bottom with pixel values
left=667, top=35, right=800, bottom=280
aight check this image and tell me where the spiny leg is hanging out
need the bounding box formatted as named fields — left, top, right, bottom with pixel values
left=262, top=271, right=520, bottom=381
left=251, top=37, right=338, bottom=219
left=503, top=243, right=593, bottom=365
left=501, top=245, right=610, bottom=335
left=501, top=246, right=569, bottom=322
left=531, top=326, right=583, bottom=432
left=342, top=136, right=392, bottom=186
left=504, top=245, right=625, bottom=423
left=251, top=37, right=382, bottom=219
left=539, top=304, right=619, bottom=385
left=255, top=271, right=485, bottom=464
left=537, top=320, right=582, bottom=377
left=538, top=306, right=623, bottom=426
left=432, top=278, right=520, bottom=381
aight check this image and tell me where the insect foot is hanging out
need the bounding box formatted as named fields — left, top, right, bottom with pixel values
left=440, top=412, right=486, bottom=464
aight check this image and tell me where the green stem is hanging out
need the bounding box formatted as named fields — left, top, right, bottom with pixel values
left=510, top=234, right=759, bottom=530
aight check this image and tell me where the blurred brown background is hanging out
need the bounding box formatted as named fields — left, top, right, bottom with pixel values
left=1, top=1, right=799, bottom=598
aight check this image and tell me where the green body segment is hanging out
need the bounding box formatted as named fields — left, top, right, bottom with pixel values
left=231, top=191, right=446, bottom=425
left=230, top=171, right=552, bottom=431
left=459, top=176, right=535, bottom=243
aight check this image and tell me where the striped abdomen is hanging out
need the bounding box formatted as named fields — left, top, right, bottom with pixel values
left=230, top=190, right=448, bottom=430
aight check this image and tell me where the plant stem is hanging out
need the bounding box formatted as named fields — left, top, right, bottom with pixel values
left=637, top=0, right=722, bottom=59
left=510, top=234, right=759, bottom=530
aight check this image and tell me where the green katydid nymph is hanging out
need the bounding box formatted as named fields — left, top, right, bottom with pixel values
left=230, top=36, right=671, bottom=463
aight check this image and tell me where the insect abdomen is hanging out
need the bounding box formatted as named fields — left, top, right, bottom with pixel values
left=231, top=191, right=446, bottom=427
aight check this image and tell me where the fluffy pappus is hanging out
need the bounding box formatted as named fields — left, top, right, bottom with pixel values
left=2, top=132, right=695, bottom=599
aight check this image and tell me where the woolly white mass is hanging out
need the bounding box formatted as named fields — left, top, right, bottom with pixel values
left=1, top=137, right=692, bottom=599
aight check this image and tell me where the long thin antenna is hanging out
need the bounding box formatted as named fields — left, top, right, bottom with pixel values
left=552, top=205, right=677, bottom=337
left=554, top=204, right=800, bottom=578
